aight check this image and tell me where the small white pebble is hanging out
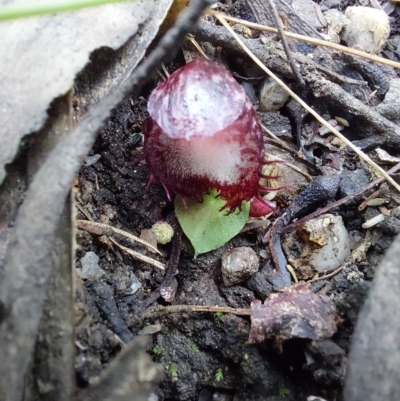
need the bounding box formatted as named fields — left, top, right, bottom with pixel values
left=362, top=214, right=385, bottom=229
left=77, top=251, right=104, bottom=279
left=84, top=154, right=101, bottom=166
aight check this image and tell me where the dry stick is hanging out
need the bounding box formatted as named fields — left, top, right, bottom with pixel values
left=281, top=162, right=400, bottom=235
left=261, top=123, right=314, bottom=179
left=75, top=202, right=93, bottom=221
left=278, top=159, right=312, bottom=179
left=263, top=130, right=302, bottom=159
left=310, top=61, right=367, bottom=85
left=136, top=304, right=251, bottom=321
left=77, top=218, right=165, bottom=270
left=77, top=219, right=162, bottom=255
left=213, top=13, right=400, bottom=194
left=308, top=263, right=348, bottom=283
left=110, top=238, right=166, bottom=271
left=264, top=151, right=313, bottom=179
left=207, top=10, right=400, bottom=70
left=358, top=189, right=381, bottom=212
left=161, top=63, right=170, bottom=78
left=262, top=123, right=294, bottom=152
left=187, top=34, right=209, bottom=59
left=267, top=0, right=304, bottom=86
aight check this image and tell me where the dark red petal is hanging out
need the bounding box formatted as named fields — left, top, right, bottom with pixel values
left=249, top=196, right=276, bottom=217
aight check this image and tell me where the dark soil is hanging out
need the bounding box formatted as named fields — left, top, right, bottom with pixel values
left=73, top=1, right=400, bottom=400
left=74, top=96, right=393, bottom=401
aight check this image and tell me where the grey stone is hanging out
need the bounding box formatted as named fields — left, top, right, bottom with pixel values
left=258, top=78, right=289, bottom=112
left=221, top=247, right=259, bottom=287
left=77, top=251, right=104, bottom=279
left=129, top=273, right=142, bottom=295
left=339, top=169, right=370, bottom=198
left=247, top=272, right=273, bottom=300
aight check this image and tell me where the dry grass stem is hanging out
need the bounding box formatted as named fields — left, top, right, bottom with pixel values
left=77, top=219, right=162, bottom=255
left=267, top=0, right=304, bottom=84
left=187, top=34, right=209, bottom=58
left=261, top=123, right=293, bottom=149
left=109, top=238, right=166, bottom=270
left=308, top=262, right=348, bottom=283
left=161, top=63, right=170, bottom=78
left=214, top=14, right=400, bottom=193
left=207, top=10, right=400, bottom=70
left=287, top=264, right=299, bottom=283
left=262, top=124, right=312, bottom=179
left=279, top=159, right=313, bottom=179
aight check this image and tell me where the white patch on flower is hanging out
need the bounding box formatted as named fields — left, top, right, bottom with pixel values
left=163, top=132, right=243, bottom=185
left=187, top=136, right=242, bottom=184
left=211, top=74, right=223, bottom=84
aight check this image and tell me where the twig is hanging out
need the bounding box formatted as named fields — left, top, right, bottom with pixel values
left=161, top=63, right=170, bottom=78
left=77, top=219, right=161, bottom=255
left=187, top=34, right=209, bottom=59
left=261, top=123, right=297, bottom=154
left=206, top=10, right=400, bottom=70
left=213, top=13, right=400, bottom=194
left=135, top=304, right=251, bottom=321
left=304, top=73, right=400, bottom=148
left=281, top=162, right=400, bottom=235
left=196, top=19, right=294, bottom=78
left=286, top=264, right=298, bottom=283
left=75, top=201, right=94, bottom=221
left=279, top=159, right=312, bottom=180
left=262, top=124, right=316, bottom=172
left=308, top=263, right=348, bottom=283
left=110, top=238, right=165, bottom=270
left=266, top=0, right=304, bottom=86
left=263, top=148, right=313, bottom=180
left=358, top=190, right=380, bottom=211
left=311, top=60, right=367, bottom=86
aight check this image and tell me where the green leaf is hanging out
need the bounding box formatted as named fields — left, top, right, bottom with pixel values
left=174, top=190, right=249, bottom=258
left=0, top=0, right=132, bottom=22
